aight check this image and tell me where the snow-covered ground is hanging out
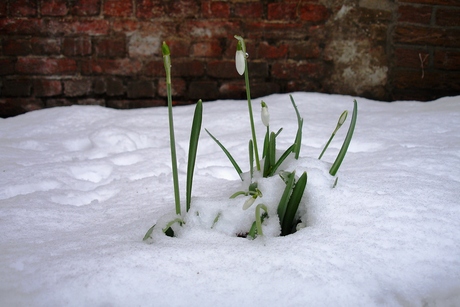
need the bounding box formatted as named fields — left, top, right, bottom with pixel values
left=1, top=92, right=459, bottom=306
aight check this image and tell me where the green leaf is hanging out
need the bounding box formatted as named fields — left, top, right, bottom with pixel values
left=186, top=100, right=203, bottom=212
left=205, top=128, right=243, bottom=180
left=329, top=100, right=358, bottom=176
left=249, top=139, right=254, bottom=181
left=318, top=110, right=348, bottom=160
left=268, top=144, right=295, bottom=177
left=143, top=224, right=156, bottom=241
left=290, top=95, right=303, bottom=159
left=281, top=171, right=307, bottom=236
left=277, top=171, right=296, bottom=226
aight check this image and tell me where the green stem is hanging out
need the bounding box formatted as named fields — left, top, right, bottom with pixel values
left=167, top=82, right=181, bottom=216
left=244, top=58, right=261, bottom=171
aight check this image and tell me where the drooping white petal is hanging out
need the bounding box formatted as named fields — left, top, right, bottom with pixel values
left=261, top=104, right=270, bottom=127
left=242, top=196, right=255, bottom=210
left=235, top=50, right=245, bottom=75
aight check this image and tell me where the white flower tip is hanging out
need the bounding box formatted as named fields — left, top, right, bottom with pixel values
left=235, top=50, right=245, bottom=75
left=261, top=102, right=270, bottom=127
left=242, top=197, right=255, bottom=210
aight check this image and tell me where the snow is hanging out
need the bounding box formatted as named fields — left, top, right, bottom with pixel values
left=1, top=92, right=460, bottom=306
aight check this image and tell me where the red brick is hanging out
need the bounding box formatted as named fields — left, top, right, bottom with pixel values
left=34, top=79, right=62, bottom=96
left=0, top=98, right=43, bottom=117
left=0, top=59, right=16, bottom=75
left=251, top=82, right=281, bottom=99
left=77, top=98, right=105, bottom=106
left=398, top=0, right=460, bottom=6
left=271, top=61, right=323, bottom=80
left=434, top=50, right=460, bottom=70
left=0, top=18, right=43, bottom=35
left=202, top=1, right=230, bottom=18
left=106, top=77, right=125, bottom=96
left=394, top=48, right=430, bottom=69
left=10, top=0, right=37, bottom=17
left=180, top=21, right=239, bottom=39
left=107, top=100, right=165, bottom=109
left=63, top=37, right=91, bottom=56
left=219, top=81, right=245, bottom=99
left=233, top=3, right=263, bottom=19
left=394, top=25, right=460, bottom=48
left=16, top=58, right=77, bottom=75
left=436, top=8, right=460, bottom=27
left=171, top=60, right=205, bottom=77
left=268, top=3, right=297, bottom=20
left=94, top=37, right=126, bottom=57
left=144, top=60, right=165, bottom=77
left=71, top=20, right=110, bottom=35
left=43, top=19, right=110, bottom=36
left=166, top=39, right=191, bottom=57
left=192, top=41, right=222, bottom=57
left=112, top=20, right=139, bottom=33
left=398, top=5, right=432, bottom=24
left=258, top=42, right=288, bottom=59
left=248, top=62, right=269, bottom=78
left=246, top=22, right=306, bottom=40
left=70, top=0, right=101, bottom=16
left=207, top=60, right=240, bottom=78
left=170, top=0, right=200, bottom=18
left=64, top=79, right=92, bottom=96
left=299, top=4, right=329, bottom=22
left=81, top=59, right=142, bottom=76
left=289, top=41, right=321, bottom=59
left=104, top=0, right=133, bottom=17
left=41, top=0, right=68, bottom=16
left=2, top=38, right=31, bottom=56
left=135, top=0, right=165, bottom=18
left=31, top=37, right=61, bottom=55
left=158, top=78, right=187, bottom=97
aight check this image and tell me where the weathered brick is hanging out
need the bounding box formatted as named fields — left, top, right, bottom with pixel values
left=42, top=19, right=110, bottom=36
left=180, top=21, right=239, bottom=39
left=268, top=3, right=297, bottom=21
left=46, top=98, right=72, bottom=107
left=70, top=20, right=110, bottom=35
left=63, top=37, right=91, bottom=56
left=82, top=59, right=142, bottom=76
left=299, top=4, right=329, bottom=22
left=233, top=3, right=263, bottom=19
left=286, top=80, right=321, bottom=93
left=436, top=8, right=460, bottom=27
left=106, top=78, right=125, bottom=96
left=207, top=60, right=240, bottom=79
left=0, top=59, right=16, bottom=75
left=188, top=81, right=219, bottom=100
left=434, top=50, right=460, bottom=70
left=170, top=0, right=200, bottom=18
left=289, top=41, right=321, bottom=59
left=2, top=38, right=31, bottom=56
left=128, top=32, right=162, bottom=57
left=104, top=0, right=133, bottom=17
left=218, top=81, right=245, bottom=99
left=246, top=22, right=306, bottom=40
left=10, top=0, right=37, bottom=17
left=112, top=20, right=139, bottom=33
left=70, top=0, right=101, bottom=16
left=251, top=82, right=281, bottom=99
left=202, top=1, right=230, bottom=18
left=34, top=79, right=62, bottom=97
left=16, top=58, right=77, bottom=75
left=398, top=0, right=460, bottom=6
left=158, top=78, right=187, bottom=97
left=64, top=79, right=92, bottom=96
left=0, top=98, right=43, bottom=117
left=41, top=0, right=68, bottom=16
left=271, top=61, right=323, bottom=80
left=398, top=5, right=432, bottom=24
left=127, top=80, right=155, bottom=98
left=94, top=37, right=126, bottom=57
left=0, top=18, right=42, bottom=35
left=2, top=79, right=33, bottom=97
left=248, top=62, right=270, bottom=79
left=258, top=42, right=288, bottom=59
left=394, top=25, right=460, bottom=48
left=31, top=37, right=61, bottom=55
left=144, top=60, right=165, bottom=77
left=171, top=60, right=205, bottom=77
left=166, top=39, right=191, bottom=57
left=394, top=48, right=430, bottom=69
left=135, top=0, right=165, bottom=19
left=192, top=41, right=222, bottom=57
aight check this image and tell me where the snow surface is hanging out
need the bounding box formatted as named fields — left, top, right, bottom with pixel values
left=1, top=92, right=459, bottom=306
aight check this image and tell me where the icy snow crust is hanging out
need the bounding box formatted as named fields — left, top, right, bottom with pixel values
left=1, top=92, right=459, bottom=306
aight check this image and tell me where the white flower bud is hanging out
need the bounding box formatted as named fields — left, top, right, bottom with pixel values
left=261, top=101, right=270, bottom=127
left=235, top=50, right=245, bottom=75
left=242, top=196, right=256, bottom=210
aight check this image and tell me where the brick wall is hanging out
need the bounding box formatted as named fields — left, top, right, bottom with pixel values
left=0, top=0, right=459, bottom=117
left=392, top=0, right=460, bottom=101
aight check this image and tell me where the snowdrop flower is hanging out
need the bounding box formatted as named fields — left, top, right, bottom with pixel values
left=162, top=41, right=171, bottom=84
left=261, top=101, right=270, bottom=127
left=235, top=41, right=245, bottom=75
left=242, top=196, right=256, bottom=210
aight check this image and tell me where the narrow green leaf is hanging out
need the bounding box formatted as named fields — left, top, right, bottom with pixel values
left=143, top=224, right=155, bottom=241
left=277, top=171, right=296, bottom=225
left=205, top=128, right=243, bottom=180
left=186, top=100, right=203, bottom=212
left=318, top=110, right=348, bottom=160
left=281, top=171, right=307, bottom=236
left=329, top=100, right=358, bottom=176
left=249, top=139, right=254, bottom=181
left=263, top=127, right=269, bottom=158
left=290, top=95, right=303, bottom=159
left=268, top=144, right=295, bottom=177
